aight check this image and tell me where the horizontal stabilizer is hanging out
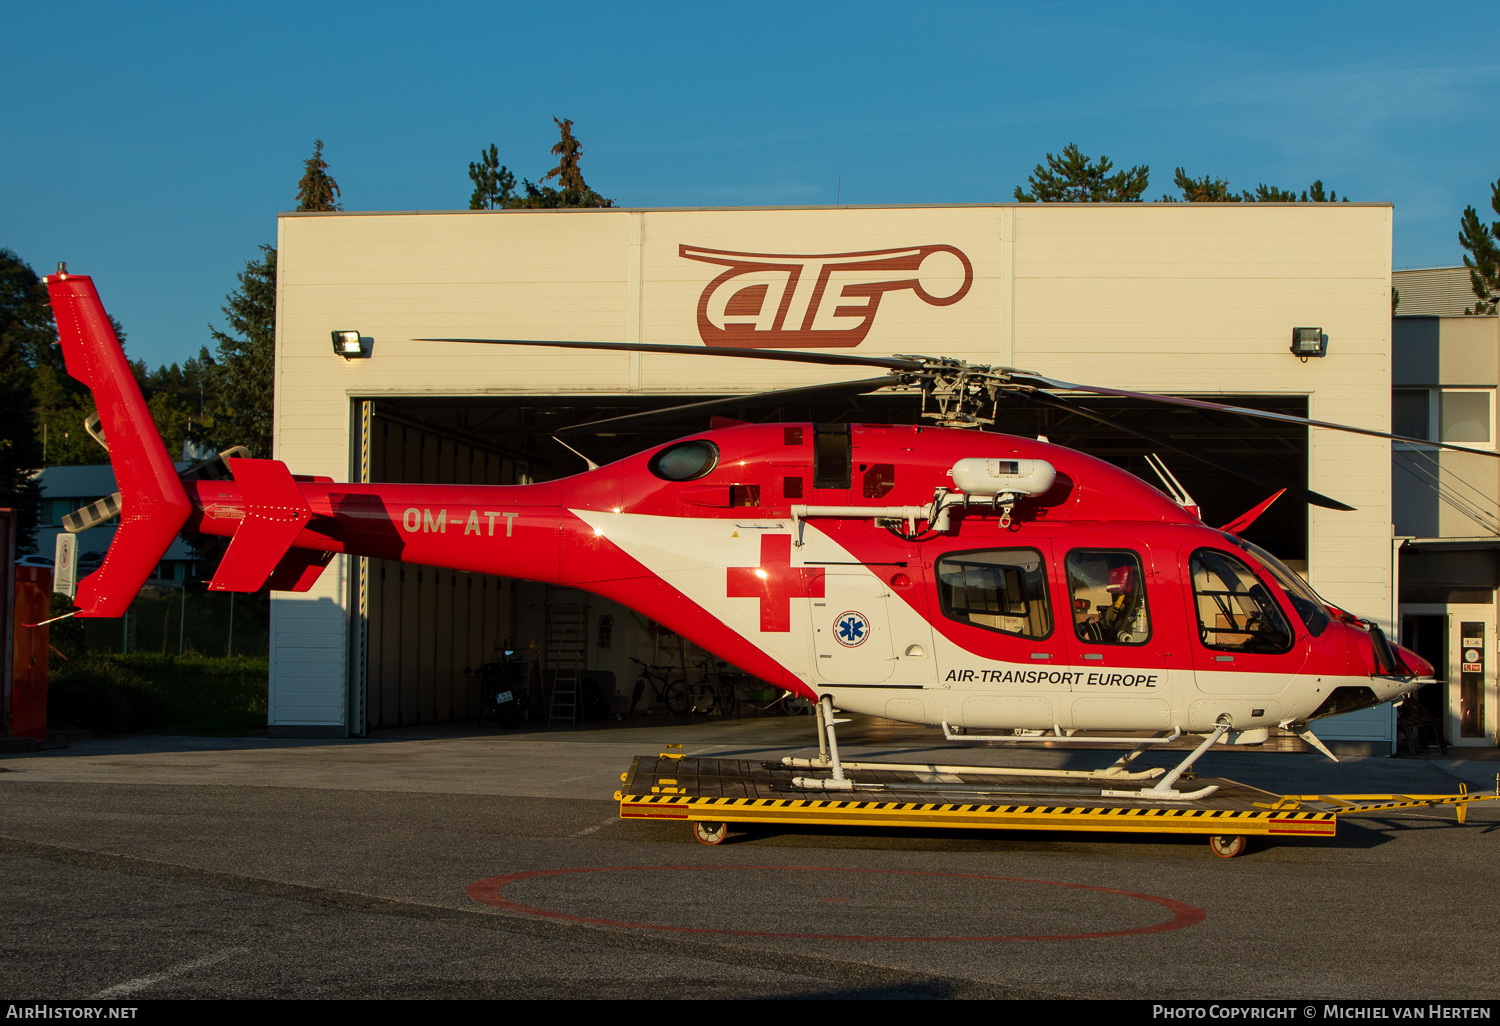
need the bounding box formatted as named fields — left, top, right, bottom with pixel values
left=45, top=272, right=191, bottom=617
left=266, top=549, right=335, bottom=592
left=208, top=458, right=313, bottom=592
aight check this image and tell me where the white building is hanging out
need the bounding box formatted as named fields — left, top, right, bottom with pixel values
left=33, top=464, right=201, bottom=582
left=268, top=203, right=1403, bottom=748
left=1392, top=265, right=1499, bottom=748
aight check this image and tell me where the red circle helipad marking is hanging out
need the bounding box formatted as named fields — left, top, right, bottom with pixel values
left=466, top=865, right=1205, bottom=942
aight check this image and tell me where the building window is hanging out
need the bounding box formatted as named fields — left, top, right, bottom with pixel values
left=1392, top=389, right=1430, bottom=440
left=1440, top=389, right=1492, bottom=445
left=1393, top=388, right=1495, bottom=449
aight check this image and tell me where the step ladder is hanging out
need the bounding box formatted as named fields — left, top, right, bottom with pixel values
left=545, top=587, right=589, bottom=723
left=549, top=667, right=580, bottom=724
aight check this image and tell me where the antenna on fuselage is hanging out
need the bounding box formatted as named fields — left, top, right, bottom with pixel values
left=552, top=436, right=599, bottom=471
left=1144, top=453, right=1199, bottom=519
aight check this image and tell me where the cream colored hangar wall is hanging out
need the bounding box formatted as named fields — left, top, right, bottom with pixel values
left=272, top=203, right=1393, bottom=736
left=1007, top=204, right=1395, bottom=743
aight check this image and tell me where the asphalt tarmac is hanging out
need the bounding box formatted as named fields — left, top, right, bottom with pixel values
left=2, top=714, right=1497, bottom=1001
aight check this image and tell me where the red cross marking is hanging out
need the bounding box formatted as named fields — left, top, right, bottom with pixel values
left=726, top=534, right=825, bottom=632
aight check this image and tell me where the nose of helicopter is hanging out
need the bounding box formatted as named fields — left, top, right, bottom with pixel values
left=1352, top=631, right=1432, bottom=708
left=1392, top=641, right=1434, bottom=679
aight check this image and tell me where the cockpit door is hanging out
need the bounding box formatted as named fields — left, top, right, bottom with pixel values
left=1181, top=544, right=1311, bottom=725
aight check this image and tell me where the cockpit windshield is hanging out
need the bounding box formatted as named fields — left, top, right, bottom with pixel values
left=1221, top=533, right=1331, bottom=637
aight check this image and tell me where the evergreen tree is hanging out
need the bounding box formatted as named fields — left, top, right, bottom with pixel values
left=1166, top=170, right=1349, bottom=204
left=544, top=117, right=589, bottom=200
left=208, top=246, right=277, bottom=457
left=0, top=249, right=47, bottom=549
left=1245, top=183, right=1301, bottom=202
left=1459, top=175, right=1500, bottom=314
left=295, top=139, right=342, bottom=212
left=137, top=349, right=218, bottom=460
left=482, top=117, right=615, bottom=209
left=1014, top=144, right=1149, bottom=202
left=1244, top=180, right=1345, bottom=203
left=1162, top=168, right=1240, bottom=202
left=2, top=251, right=128, bottom=470
left=468, top=144, right=516, bottom=210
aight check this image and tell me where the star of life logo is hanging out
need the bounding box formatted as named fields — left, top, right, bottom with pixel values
left=834, top=610, right=871, bottom=648
left=681, top=243, right=974, bottom=349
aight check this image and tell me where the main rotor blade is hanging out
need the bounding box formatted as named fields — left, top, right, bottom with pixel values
left=419, top=337, right=926, bottom=372
left=1013, top=373, right=1500, bottom=459
left=1018, top=391, right=1356, bottom=511
left=555, top=375, right=900, bottom=436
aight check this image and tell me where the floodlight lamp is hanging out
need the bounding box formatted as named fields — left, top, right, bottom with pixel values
left=332, top=330, right=368, bottom=358
left=1290, top=327, right=1326, bottom=360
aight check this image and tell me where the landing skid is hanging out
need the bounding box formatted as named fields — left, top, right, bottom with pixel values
left=785, top=698, right=1226, bottom=802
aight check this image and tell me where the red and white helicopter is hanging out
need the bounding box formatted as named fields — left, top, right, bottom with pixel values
left=45, top=269, right=1458, bottom=800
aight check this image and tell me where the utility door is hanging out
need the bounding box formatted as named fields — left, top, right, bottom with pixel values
left=809, top=571, right=897, bottom=685
left=1401, top=604, right=1496, bottom=746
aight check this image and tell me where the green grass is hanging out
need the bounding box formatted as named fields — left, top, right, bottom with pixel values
left=48, top=652, right=269, bottom=736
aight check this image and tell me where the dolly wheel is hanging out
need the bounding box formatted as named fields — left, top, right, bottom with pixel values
left=692, top=821, right=729, bottom=846
left=1208, top=834, right=1247, bottom=859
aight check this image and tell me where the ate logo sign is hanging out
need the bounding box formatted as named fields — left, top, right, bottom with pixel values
left=681, top=243, right=974, bottom=349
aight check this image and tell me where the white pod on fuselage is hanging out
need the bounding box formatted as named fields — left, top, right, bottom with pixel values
left=949, top=457, right=1056, bottom=498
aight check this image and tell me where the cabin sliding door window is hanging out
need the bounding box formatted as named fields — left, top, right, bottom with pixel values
left=935, top=548, right=1052, bottom=639
left=1065, top=549, right=1151, bottom=645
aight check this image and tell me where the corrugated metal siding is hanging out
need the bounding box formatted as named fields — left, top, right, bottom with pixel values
left=1393, top=266, right=1489, bottom=316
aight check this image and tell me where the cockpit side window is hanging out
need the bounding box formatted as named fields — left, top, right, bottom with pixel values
left=1191, top=548, right=1294, bottom=653
left=1222, top=534, right=1330, bottom=637
left=936, top=548, right=1052, bottom=639
left=1065, top=549, right=1151, bottom=645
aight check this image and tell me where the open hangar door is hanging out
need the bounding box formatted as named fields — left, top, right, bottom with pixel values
left=359, top=405, right=529, bottom=732
left=353, top=390, right=1312, bottom=731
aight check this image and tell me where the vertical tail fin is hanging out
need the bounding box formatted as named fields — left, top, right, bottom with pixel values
left=44, top=270, right=191, bottom=617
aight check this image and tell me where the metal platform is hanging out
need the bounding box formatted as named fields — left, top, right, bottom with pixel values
left=615, top=748, right=1497, bottom=856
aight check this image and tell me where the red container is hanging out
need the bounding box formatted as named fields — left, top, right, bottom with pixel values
left=9, top=565, right=51, bottom=740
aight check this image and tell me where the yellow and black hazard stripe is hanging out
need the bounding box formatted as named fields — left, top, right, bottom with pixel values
left=614, top=791, right=1338, bottom=837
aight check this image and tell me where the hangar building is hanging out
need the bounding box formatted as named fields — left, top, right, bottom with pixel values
left=1391, top=265, right=1500, bottom=749
left=269, top=203, right=1405, bottom=747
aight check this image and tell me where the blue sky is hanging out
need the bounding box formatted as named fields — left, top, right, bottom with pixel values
left=4, top=0, right=1497, bottom=370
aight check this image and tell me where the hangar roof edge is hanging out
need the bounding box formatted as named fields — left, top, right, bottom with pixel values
left=278, top=201, right=1395, bottom=217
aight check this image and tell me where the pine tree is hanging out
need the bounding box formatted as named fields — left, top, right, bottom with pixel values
left=1244, top=180, right=1345, bottom=203
left=1163, top=168, right=1241, bottom=202
left=208, top=246, right=277, bottom=457
left=0, top=249, right=47, bottom=549
left=516, top=117, right=615, bottom=208
left=1166, top=170, right=1349, bottom=204
left=544, top=117, right=588, bottom=201
left=295, top=139, right=342, bottom=212
left=468, top=144, right=516, bottom=210
left=1014, top=144, right=1149, bottom=202
left=1459, top=176, right=1500, bottom=315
